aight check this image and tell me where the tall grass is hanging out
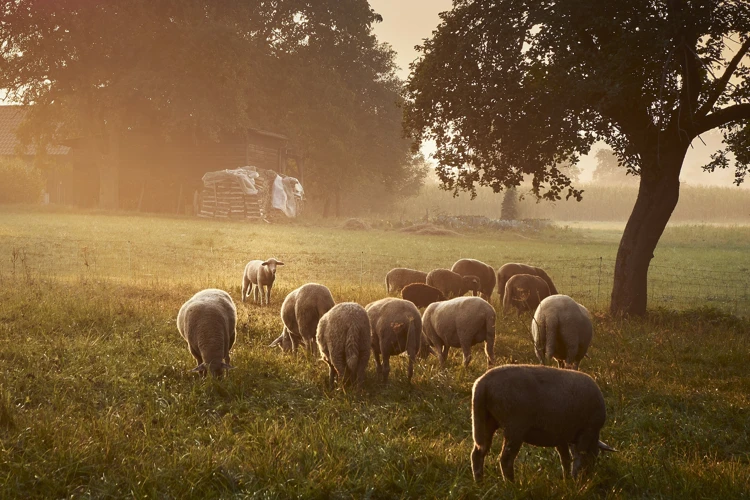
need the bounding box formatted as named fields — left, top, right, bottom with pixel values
left=0, top=208, right=749, bottom=497
left=396, top=182, right=750, bottom=223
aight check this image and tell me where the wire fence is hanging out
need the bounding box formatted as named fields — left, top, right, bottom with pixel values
left=2, top=235, right=748, bottom=316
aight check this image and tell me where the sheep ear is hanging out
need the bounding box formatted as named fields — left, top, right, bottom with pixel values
left=222, top=362, right=235, bottom=370
left=269, top=335, right=283, bottom=347
left=261, top=261, right=269, bottom=266
left=598, top=441, right=617, bottom=452
left=190, top=363, right=207, bottom=373
left=276, top=261, right=284, bottom=266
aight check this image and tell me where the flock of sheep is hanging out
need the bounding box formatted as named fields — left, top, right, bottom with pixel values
left=176, top=257, right=616, bottom=483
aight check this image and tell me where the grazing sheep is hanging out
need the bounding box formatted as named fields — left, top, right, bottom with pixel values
left=316, top=302, right=371, bottom=388
left=422, top=296, right=496, bottom=368
left=401, top=283, right=446, bottom=309
left=532, top=295, right=593, bottom=370
left=451, top=258, right=496, bottom=301
left=176, top=288, right=236, bottom=377
left=242, top=258, right=284, bottom=305
left=496, top=263, right=558, bottom=301
left=270, top=283, right=335, bottom=353
left=502, top=274, right=552, bottom=315
left=385, top=268, right=428, bottom=294
left=426, top=268, right=481, bottom=299
left=365, top=298, right=422, bottom=383
left=471, top=364, right=616, bottom=482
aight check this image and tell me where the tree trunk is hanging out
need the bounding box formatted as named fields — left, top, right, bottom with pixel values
left=610, top=149, right=686, bottom=316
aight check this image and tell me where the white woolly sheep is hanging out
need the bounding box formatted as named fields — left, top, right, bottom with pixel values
left=532, top=294, right=593, bottom=370
left=365, top=298, right=422, bottom=383
left=242, top=258, right=284, bottom=305
left=471, top=364, right=616, bottom=482
left=426, top=268, right=481, bottom=299
left=422, top=296, right=496, bottom=368
left=316, top=302, right=372, bottom=388
left=451, top=258, right=496, bottom=301
left=496, top=263, right=558, bottom=302
left=176, top=288, right=236, bottom=377
left=270, top=283, right=335, bottom=353
left=385, top=268, right=428, bottom=294
left=502, top=274, right=551, bottom=315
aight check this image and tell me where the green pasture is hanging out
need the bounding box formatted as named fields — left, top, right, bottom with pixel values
left=0, top=207, right=749, bottom=498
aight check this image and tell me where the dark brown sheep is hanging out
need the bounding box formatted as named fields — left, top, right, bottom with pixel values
left=496, top=263, right=558, bottom=301
left=502, top=274, right=551, bottom=315
left=401, top=283, right=446, bottom=309
left=426, top=268, right=481, bottom=299
left=471, top=365, right=616, bottom=482
left=451, top=258, right=496, bottom=301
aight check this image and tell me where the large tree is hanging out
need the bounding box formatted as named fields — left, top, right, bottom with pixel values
left=404, top=0, right=750, bottom=315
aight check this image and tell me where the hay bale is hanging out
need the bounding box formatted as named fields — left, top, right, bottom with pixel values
left=343, top=218, right=370, bottom=230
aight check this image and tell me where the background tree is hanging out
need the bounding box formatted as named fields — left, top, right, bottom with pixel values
left=501, top=186, right=519, bottom=221
left=592, top=149, right=639, bottom=186
left=405, top=0, right=750, bottom=315
left=0, top=0, right=423, bottom=213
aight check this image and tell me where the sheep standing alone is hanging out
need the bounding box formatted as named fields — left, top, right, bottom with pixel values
left=496, top=263, right=558, bottom=301
left=365, top=298, right=422, bottom=383
left=385, top=268, right=428, bottom=294
left=242, top=258, right=284, bottom=305
left=422, top=296, right=496, bottom=368
left=176, top=288, right=236, bottom=377
left=502, top=274, right=551, bottom=315
left=532, top=294, right=593, bottom=370
left=316, top=302, right=371, bottom=388
left=451, top=258, right=496, bottom=301
left=471, top=364, right=615, bottom=482
left=270, top=283, right=335, bottom=353
left=401, top=283, right=446, bottom=309
left=426, top=268, right=481, bottom=299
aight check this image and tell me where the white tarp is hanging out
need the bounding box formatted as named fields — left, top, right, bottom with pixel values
left=271, top=175, right=304, bottom=217
left=201, top=166, right=259, bottom=195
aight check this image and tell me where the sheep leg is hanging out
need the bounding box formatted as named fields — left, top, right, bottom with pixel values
left=406, top=354, right=414, bottom=383
left=265, top=284, right=272, bottom=305
left=436, top=343, right=449, bottom=368
left=499, top=436, right=522, bottom=482
left=324, top=358, right=336, bottom=389
left=471, top=420, right=498, bottom=482
left=381, top=353, right=391, bottom=384
left=241, top=276, right=250, bottom=302
left=374, top=351, right=383, bottom=380
left=252, top=284, right=260, bottom=303
left=460, top=343, right=473, bottom=368
left=189, top=345, right=203, bottom=365
left=556, top=445, right=572, bottom=479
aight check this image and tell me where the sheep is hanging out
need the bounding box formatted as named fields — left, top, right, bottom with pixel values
left=316, top=302, right=371, bottom=388
left=401, top=283, right=446, bottom=309
left=242, top=258, right=284, bottom=305
left=176, top=288, right=236, bottom=377
left=496, top=263, right=558, bottom=302
left=532, top=294, right=593, bottom=370
left=422, top=296, right=496, bottom=368
left=502, top=274, right=552, bottom=315
left=471, top=364, right=616, bottom=482
left=365, top=298, right=422, bottom=383
left=451, top=258, right=496, bottom=301
left=269, top=283, right=335, bottom=353
left=385, top=267, right=428, bottom=294
left=426, top=268, right=481, bottom=299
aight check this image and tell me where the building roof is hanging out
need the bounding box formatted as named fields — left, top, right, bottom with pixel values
left=0, top=105, right=70, bottom=156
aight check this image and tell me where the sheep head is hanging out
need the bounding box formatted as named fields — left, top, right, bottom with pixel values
left=261, top=258, right=285, bottom=276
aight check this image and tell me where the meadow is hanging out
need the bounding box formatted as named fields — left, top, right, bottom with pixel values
left=0, top=206, right=749, bottom=498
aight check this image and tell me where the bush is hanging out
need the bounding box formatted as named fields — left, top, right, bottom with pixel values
left=0, top=158, right=45, bottom=203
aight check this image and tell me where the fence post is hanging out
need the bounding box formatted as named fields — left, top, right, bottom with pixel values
left=597, top=257, right=602, bottom=308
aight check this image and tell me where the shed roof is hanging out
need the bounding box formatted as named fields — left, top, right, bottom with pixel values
left=0, top=105, right=70, bottom=156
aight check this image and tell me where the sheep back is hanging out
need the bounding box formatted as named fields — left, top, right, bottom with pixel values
left=532, top=295, right=592, bottom=370
left=502, top=274, right=551, bottom=315
left=366, top=297, right=422, bottom=382
left=176, top=288, right=236, bottom=377
left=497, top=263, right=558, bottom=300
left=275, top=283, right=335, bottom=352
left=422, top=296, right=496, bottom=367
left=316, top=302, right=371, bottom=388
left=385, top=268, right=428, bottom=294
left=401, top=283, right=446, bottom=309
left=471, top=364, right=611, bottom=481
left=451, top=258, right=496, bottom=300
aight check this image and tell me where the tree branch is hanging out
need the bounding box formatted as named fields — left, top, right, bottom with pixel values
left=695, top=103, right=750, bottom=136
left=697, top=37, right=750, bottom=117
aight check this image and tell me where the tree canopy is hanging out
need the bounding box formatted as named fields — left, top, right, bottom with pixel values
left=405, top=0, right=750, bottom=315
left=0, top=0, right=424, bottom=212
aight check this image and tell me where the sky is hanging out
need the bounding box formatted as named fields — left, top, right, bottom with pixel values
left=368, top=0, right=744, bottom=188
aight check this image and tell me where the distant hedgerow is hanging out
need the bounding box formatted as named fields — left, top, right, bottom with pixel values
left=0, top=158, right=45, bottom=203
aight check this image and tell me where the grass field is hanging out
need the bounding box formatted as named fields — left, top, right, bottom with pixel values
left=1, top=207, right=749, bottom=498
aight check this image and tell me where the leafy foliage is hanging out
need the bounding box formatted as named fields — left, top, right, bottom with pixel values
left=593, top=149, right=639, bottom=185
left=0, top=158, right=44, bottom=203
left=500, top=186, right=519, bottom=220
